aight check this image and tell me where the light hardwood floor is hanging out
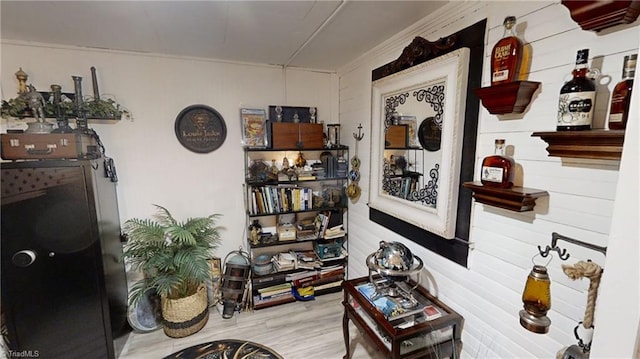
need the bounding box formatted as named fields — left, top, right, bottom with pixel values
left=117, top=291, right=385, bottom=359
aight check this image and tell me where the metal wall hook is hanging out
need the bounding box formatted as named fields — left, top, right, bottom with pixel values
left=353, top=123, right=364, bottom=141
left=537, top=232, right=607, bottom=261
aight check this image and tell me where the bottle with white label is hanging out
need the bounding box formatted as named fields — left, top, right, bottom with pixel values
left=481, top=139, right=515, bottom=189
left=557, top=49, right=596, bottom=131
left=491, top=16, right=523, bottom=86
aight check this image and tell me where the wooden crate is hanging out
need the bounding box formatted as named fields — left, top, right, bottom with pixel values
left=270, top=123, right=324, bottom=149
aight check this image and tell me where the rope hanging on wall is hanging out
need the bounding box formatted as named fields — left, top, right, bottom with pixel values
left=561, top=260, right=602, bottom=329
left=555, top=260, right=603, bottom=358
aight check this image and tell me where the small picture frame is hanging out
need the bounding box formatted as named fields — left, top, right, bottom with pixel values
left=240, top=108, right=268, bottom=148
left=398, top=115, right=418, bottom=148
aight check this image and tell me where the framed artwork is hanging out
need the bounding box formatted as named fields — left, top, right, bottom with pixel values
left=241, top=108, right=268, bottom=148
left=369, top=47, right=470, bottom=239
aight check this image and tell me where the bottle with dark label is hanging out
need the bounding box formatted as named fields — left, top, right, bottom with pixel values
left=557, top=49, right=596, bottom=131
left=608, top=54, right=637, bottom=130
left=481, top=139, right=515, bottom=188
left=491, top=16, right=523, bottom=86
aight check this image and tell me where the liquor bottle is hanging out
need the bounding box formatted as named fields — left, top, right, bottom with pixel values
left=491, top=16, right=523, bottom=86
left=557, top=49, right=596, bottom=131
left=481, top=139, right=515, bottom=188
left=608, top=54, right=637, bottom=130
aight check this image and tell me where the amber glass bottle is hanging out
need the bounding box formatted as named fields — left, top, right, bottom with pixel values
left=608, top=54, right=637, bottom=130
left=481, top=139, right=515, bottom=188
left=557, top=49, right=596, bottom=131
left=491, top=16, right=523, bottom=86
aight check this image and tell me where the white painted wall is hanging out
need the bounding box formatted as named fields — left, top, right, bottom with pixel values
left=1, top=1, right=638, bottom=358
left=338, top=1, right=639, bottom=358
left=0, top=41, right=338, bottom=258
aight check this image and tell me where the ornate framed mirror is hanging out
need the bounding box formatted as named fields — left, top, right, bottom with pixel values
left=368, top=19, right=486, bottom=267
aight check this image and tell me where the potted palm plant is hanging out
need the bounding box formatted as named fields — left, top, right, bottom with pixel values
left=121, top=205, right=222, bottom=338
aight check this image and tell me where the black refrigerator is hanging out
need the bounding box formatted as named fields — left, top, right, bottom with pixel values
left=1, top=159, right=129, bottom=358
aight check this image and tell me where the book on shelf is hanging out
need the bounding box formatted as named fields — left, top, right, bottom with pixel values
left=253, top=292, right=295, bottom=309
left=272, top=251, right=296, bottom=271
left=313, top=279, right=343, bottom=292
left=296, top=229, right=318, bottom=241
left=319, top=264, right=345, bottom=278
left=257, top=282, right=292, bottom=294
left=258, top=283, right=292, bottom=299
left=322, top=224, right=345, bottom=239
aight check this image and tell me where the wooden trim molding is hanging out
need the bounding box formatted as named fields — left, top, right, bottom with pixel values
left=561, top=0, right=640, bottom=32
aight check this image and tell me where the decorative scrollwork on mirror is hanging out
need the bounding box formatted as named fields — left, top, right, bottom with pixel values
left=369, top=19, right=487, bottom=267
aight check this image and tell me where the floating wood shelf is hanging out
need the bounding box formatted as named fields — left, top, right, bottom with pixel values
left=531, top=130, right=625, bottom=160
left=462, top=181, right=548, bottom=212
left=561, top=0, right=640, bottom=32
left=473, top=81, right=541, bottom=115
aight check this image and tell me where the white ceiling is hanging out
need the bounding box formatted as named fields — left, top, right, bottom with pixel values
left=0, top=1, right=448, bottom=72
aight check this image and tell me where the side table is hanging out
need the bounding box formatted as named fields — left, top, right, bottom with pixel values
left=342, top=276, right=463, bottom=359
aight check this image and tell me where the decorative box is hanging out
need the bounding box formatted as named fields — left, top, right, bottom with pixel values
left=384, top=125, right=408, bottom=148
left=314, top=237, right=345, bottom=259
left=270, top=122, right=324, bottom=149
left=277, top=224, right=297, bottom=241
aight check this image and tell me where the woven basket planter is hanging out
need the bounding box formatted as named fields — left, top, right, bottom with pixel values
left=161, top=285, right=209, bottom=338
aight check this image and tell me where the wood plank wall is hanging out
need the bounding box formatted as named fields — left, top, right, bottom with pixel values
left=338, top=1, right=638, bottom=357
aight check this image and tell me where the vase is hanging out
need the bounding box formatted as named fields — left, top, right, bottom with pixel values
left=161, top=284, right=209, bottom=338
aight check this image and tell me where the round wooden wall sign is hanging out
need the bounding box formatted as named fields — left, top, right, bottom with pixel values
left=174, top=104, right=227, bottom=153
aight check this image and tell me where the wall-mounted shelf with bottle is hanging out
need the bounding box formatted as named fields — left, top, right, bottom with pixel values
left=462, top=181, right=548, bottom=212
left=531, top=130, right=625, bottom=160
left=561, top=0, right=640, bottom=32
left=474, top=81, right=541, bottom=115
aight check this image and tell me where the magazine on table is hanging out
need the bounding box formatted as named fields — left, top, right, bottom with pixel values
left=356, top=282, right=431, bottom=322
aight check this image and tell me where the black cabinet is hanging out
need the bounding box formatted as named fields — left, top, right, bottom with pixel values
left=1, top=159, right=128, bottom=359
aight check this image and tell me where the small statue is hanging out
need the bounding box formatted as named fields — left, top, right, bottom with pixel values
left=21, top=85, right=46, bottom=122
left=294, top=152, right=306, bottom=168
left=249, top=220, right=262, bottom=245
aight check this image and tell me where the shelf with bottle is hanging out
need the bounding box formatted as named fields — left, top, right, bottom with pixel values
left=561, top=0, right=640, bottom=32
left=532, top=51, right=634, bottom=161
left=464, top=138, right=548, bottom=212
left=474, top=16, right=540, bottom=115
left=531, top=130, right=625, bottom=161
left=462, top=181, right=548, bottom=212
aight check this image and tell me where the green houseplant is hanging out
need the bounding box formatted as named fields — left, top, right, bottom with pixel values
left=121, top=205, right=222, bottom=337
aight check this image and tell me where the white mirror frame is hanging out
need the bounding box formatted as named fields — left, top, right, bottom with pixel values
left=369, top=47, right=470, bottom=239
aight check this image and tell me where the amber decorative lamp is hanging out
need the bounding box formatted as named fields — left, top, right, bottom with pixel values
left=519, top=264, right=552, bottom=334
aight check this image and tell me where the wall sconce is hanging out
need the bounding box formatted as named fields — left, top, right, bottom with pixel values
left=519, top=264, right=552, bottom=334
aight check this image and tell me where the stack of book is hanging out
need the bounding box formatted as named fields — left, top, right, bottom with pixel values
left=296, top=218, right=319, bottom=241
left=253, top=282, right=295, bottom=309
left=323, top=225, right=345, bottom=240
left=294, top=250, right=322, bottom=270
left=272, top=251, right=296, bottom=272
